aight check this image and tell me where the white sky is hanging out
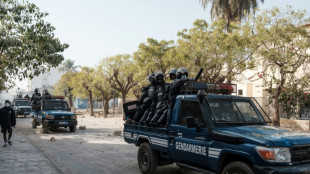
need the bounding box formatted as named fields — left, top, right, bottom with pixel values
left=14, top=0, right=310, bottom=90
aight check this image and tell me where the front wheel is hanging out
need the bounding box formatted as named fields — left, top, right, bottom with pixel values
left=69, top=126, right=76, bottom=132
left=32, top=119, right=37, bottom=129
left=221, top=161, right=254, bottom=174
left=137, top=142, right=158, bottom=174
left=42, top=120, right=49, bottom=134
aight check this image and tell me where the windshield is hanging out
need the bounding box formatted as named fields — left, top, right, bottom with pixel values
left=15, top=101, right=30, bottom=106
left=207, top=98, right=266, bottom=124
left=43, top=101, right=69, bottom=110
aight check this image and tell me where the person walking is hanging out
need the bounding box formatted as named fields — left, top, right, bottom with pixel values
left=0, top=100, right=16, bottom=147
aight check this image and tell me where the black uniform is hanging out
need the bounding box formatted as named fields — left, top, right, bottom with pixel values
left=0, top=106, right=16, bottom=134
left=133, top=83, right=156, bottom=123
left=31, top=92, right=41, bottom=111
left=146, top=82, right=166, bottom=125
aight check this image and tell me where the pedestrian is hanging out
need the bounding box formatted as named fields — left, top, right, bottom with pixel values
left=0, top=100, right=16, bottom=147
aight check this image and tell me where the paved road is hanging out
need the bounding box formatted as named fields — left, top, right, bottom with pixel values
left=0, top=118, right=59, bottom=174
left=0, top=117, right=200, bottom=174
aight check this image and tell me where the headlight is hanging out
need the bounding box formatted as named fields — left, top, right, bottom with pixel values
left=46, top=115, right=54, bottom=119
left=71, top=115, right=77, bottom=119
left=255, top=146, right=291, bottom=163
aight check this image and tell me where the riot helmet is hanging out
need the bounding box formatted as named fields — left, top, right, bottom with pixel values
left=147, top=73, right=156, bottom=84
left=4, top=100, right=10, bottom=107
left=34, top=88, right=39, bottom=93
left=155, top=71, right=165, bottom=84
left=169, top=68, right=177, bottom=80
left=176, top=67, right=189, bottom=80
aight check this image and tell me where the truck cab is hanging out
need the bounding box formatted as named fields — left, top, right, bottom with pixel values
left=124, top=82, right=310, bottom=174
left=12, top=98, right=31, bottom=118
left=31, top=96, right=77, bottom=133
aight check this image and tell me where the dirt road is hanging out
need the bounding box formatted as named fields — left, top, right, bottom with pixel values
left=15, top=116, right=197, bottom=174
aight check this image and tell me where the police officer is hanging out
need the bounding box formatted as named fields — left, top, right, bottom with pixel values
left=149, top=68, right=177, bottom=127
left=0, top=100, right=16, bottom=147
left=31, top=88, right=41, bottom=111
left=145, top=71, right=166, bottom=126
left=132, top=74, right=156, bottom=124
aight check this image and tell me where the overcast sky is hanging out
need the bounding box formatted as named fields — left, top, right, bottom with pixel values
left=27, top=0, right=310, bottom=67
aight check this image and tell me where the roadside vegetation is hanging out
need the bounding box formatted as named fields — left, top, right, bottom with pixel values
left=1, top=0, right=310, bottom=126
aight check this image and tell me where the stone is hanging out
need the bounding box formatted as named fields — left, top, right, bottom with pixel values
left=79, top=125, right=86, bottom=130
left=113, top=130, right=122, bottom=136
left=20, top=140, right=26, bottom=143
left=50, top=137, right=56, bottom=141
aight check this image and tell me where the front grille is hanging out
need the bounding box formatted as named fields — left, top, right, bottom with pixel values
left=292, top=145, right=310, bottom=162
left=54, top=115, right=71, bottom=120
left=21, top=108, right=31, bottom=111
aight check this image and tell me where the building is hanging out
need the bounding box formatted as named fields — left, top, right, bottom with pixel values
left=28, top=67, right=62, bottom=92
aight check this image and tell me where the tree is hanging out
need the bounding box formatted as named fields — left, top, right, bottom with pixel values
left=133, top=38, right=178, bottom=98
left=58, top=59, right=81, bottom=73
left=54, top=72, right=76, bottom=107
left=250, top=7, right=310, bottom=126
left=93, top=66, right=116, bottom=117
left=101, top=54, right=137, bottom=106
left=71, top=67, right=96, bottom=116
left=176, top=19, right=257, bottom=83
left=200, top=0, right=264, bottom=29
left=0, top=0, right=69, bottom=90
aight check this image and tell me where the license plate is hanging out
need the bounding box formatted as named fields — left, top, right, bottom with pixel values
left=59, top=122, right=68, bottom=125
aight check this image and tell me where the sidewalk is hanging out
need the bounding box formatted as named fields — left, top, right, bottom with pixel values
left=0, top=135, right=58, bottom=174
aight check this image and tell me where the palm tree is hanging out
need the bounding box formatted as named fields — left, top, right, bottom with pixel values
left=200, top=0, right=264, bottom=29
left=58, top=59, right=81, bottom=73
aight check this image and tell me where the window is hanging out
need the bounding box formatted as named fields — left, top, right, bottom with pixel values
left=238, top=89, right=243, bottom=96
left=179, top=100, right=205, bottom=127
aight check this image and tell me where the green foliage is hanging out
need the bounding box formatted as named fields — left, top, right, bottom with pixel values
left=58, top=59, right=81, bottom=73
left=176, top=19, right=256, bottom=83
left=54, top=72, right=76, bottom=96
left=101, top=54, right=137, bottom=103
left=70, top=67, right=96, bottom=98
left=200, top=0, right=264, bottom=27
left=248, top=7, right=310, bottom=125
left=0, top=0, right=69, bottom=90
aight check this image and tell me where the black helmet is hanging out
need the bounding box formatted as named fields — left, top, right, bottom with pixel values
left=176, top=67, right=189, bottom=79
left=147, top=73, right=156, bottom=84
left=169, top=68, right=177, bottom=80
left=34, top=88, right=38, bottom=93
left=155, top=71, right=165, bottom=84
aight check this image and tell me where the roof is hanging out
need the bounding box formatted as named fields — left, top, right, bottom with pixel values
left=176, top=94, right=250, bottom=100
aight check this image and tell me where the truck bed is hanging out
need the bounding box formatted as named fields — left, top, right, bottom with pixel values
left=124, top=124, right=169, bottom=152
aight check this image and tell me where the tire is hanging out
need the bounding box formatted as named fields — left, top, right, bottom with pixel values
left=69, top=126, right=76, bottom=132
left=32, top=119, right=37, bottom=129
left=221, top=161, right=255, bottom=174
left=42, top=120, right=49, bottom=134
left=137, top=142, right=158, bottom=174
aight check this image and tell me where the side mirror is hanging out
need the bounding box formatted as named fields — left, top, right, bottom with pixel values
left=186, top=116, right=195, bottom=128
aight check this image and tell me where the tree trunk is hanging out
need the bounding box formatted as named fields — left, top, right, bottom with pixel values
left=272, top=94, right=281, bottom=126
left=89, top=91, right=94, bottom=116
left=121, top=92, right=127, bottom=120
left=103, top=98, right=109, bottom=118
left=68, top=96, right=73, bottom=108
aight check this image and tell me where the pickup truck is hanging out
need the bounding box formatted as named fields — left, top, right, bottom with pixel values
left=124, top=82, right=310, bottom=174
left=30, top=95, right=77, bottom=134
left=12, top=98, right=31, bottom=118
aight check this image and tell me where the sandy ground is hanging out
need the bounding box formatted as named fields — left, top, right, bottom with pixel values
left=14, top=113, right=197, bottom=174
